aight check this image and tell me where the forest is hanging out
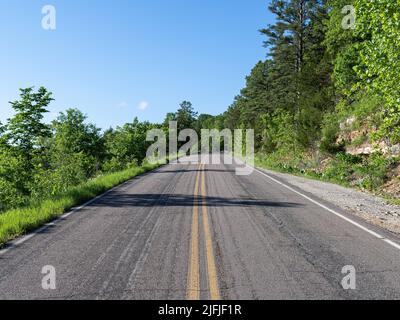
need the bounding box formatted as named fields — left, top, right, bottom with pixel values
left=201, top=0, right=400, bottom=197
left=0, top=0, right=399, bottom=243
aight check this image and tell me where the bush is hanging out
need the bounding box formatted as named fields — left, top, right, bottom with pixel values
left=102, top=157, right=138, bottom=173
left=29, top=152, right=89, bottom=200
left=321, top=152, right=391, bottom=190
left=261, top=110, right=299, bottom=153
left=355, top=153, right=390, bottom=190
left=0, top=150, right=28, bottom=211
left=320, top=112, right=342, bottom=154
left=322, top=153, right=362, bottom=185
left=0, top=162, right=160, bottom=246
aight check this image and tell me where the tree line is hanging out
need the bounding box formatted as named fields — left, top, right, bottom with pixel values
left=200, top=0, right=400, bottom=157
left=1, top=0, right=399, bottom=211
left=0, top=89, right=200, bottom=212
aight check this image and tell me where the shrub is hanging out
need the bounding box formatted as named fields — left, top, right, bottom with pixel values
left=355, top=153, right=390, bottom=190
left=0, top=163, right=160, bottom=246
left=320, top=112, right=342, bottom=154
left=322, top=152, right=362, bottom=184
left=0, top=150, right=27, bottom=211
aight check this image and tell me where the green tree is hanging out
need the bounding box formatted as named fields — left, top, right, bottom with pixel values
left=324, top=0, right=359, bottom=95
left=51, top=108, right=103, bottom=170
left=175, top=101, right=198, bottom=132
left=1, top=87, right=53, bottom=197
left=163, top=112, right=176, bottom=128
left=0, top=122, right=7, bottom=149
left=6, top=87, right=52, bottom=162
left=0, top=149, right=27, bottom=211
left=28, top=108, right=104, bottom=198
left=195, top=114, right=215, bottom=132
left=354, top=0, right=400, bottom=143
left=103, top=118, right=156, bottom=171
left=260, top=0, right=328, bottom=110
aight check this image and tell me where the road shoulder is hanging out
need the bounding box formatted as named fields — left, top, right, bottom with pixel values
left=256, top=166, right=400, bottom=235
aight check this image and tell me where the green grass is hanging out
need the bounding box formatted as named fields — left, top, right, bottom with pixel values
left=385, top=195, right=400, bottom=206
left=254, top=155, right=342, bottom=185
left=255, top=152, right=399, bottom=205
left=0, top=162, right=161, bottom=247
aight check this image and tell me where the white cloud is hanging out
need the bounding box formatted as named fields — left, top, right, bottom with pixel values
left=137, top=101, right=149, bottom=111
left=118, top=101, right=129, bottom=108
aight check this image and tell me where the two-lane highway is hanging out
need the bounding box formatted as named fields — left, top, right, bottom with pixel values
left=0, top=156, right=400, bottom=299
left=187, top=163, right=220, bottom=300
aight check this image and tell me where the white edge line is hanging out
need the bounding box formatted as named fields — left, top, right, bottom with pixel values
left=252, top=166, right=400, bottom=251
left=0, top=167, right=162, bottom=256
left=2, top=159, right=399, bottom=254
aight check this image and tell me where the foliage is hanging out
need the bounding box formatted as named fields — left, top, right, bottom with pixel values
left=355, top=153, right=390, bottom=190
left=204, top=0, right=398, bottom=195
left=0, top=163, right=159, bottom=247
left=103, top=118, right=156, bottom=171
left=0, top=88, right=162, bottom=212
left=174, top=101, right=198, bottom=132
left=0, top=85, right=169, bottom=245
left=0, top=149, right=27, bottom=211
left=0, top=90, right=204, bottom=215
left=322, top=152, right=362, bottom=184
left=5, top=87, right=52, bottom=161
left=320, top=112, right=342, bottom=154
left=1, top=0, right=399, bottom=241
left=354, top=0, right=400, bottom=143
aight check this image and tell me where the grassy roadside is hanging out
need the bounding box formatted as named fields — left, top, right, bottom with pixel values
left=254, top=155, right=349, bottom=186
left=0, top=162, right=161, bottom=247
left=254, top=153, right=400, bottom=206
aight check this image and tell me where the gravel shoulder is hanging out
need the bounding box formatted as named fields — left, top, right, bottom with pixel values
left=259, top=167, right=400, bottom=234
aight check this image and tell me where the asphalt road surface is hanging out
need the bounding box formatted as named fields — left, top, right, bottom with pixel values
left=1, top=155, right=400, bottom=300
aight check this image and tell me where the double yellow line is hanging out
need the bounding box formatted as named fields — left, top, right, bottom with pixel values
left=187, top=163, right=221, bottom=300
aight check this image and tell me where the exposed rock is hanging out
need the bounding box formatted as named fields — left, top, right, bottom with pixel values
left=347, top=144, right=374, bottom=155
left=390, top=144, right=400, bottom=155
left=339, top=116, right=356, bottom=130
left=338, top=116, right=400, bottom=156
left=382, top=164, right=400, bottom=198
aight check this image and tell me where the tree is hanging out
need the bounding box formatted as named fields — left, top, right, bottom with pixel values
left=50, top=108, right=103, bottom=177
left=6, top=87, right=52, bottom=161
left=260, top=0, right=328, bottom=109
left=0, top=122, right=7, bottom=149
left=1, top=87, right=53, bottom=197
left=163, top=112, right=176, bottom=128
left=175, top=101, right=198, bottom=132
left=103, top=118, right=156, bottom=171
left=52, top=109, right=103, bottom=162
left=0, top=149, right=27, bottom=211
left=354, top=0, right=400, bottom=143
left=324, top=0, right=359, bottom=96
left=196, top=114, right=215, bottom=132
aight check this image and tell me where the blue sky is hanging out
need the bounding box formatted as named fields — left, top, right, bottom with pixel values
left=1, top=0, right=273, bottom=129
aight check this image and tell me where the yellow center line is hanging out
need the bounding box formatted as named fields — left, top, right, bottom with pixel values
left=187, top=163, right=202, bottom=300
left=201, top=163, right=221, bottom=300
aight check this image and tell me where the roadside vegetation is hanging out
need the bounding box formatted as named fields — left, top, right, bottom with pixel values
left=1, top=0, right=399, bottom=245
left=198, top=0, right=400, bottom=199
left=0, top=164, right=159, bottom=246
left=0, top=87, right=198, bottom=246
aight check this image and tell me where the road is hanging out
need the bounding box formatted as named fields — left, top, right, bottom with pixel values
left=0, top=155, right=400, bottom=300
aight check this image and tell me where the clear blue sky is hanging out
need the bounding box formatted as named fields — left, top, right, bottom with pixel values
left=1, top=0, right=273, bottom=129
